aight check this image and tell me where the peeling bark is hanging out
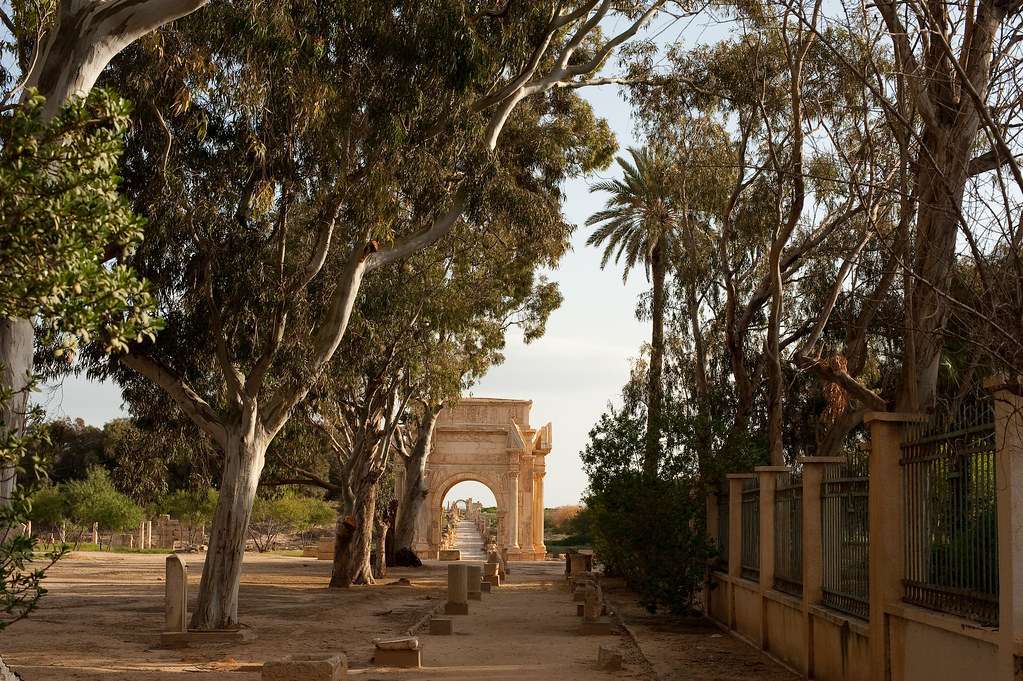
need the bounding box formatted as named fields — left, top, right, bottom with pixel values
left=394, top=408, right=439, bottom=552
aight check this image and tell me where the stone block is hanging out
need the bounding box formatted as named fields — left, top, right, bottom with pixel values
left=262, top=653, right=347, bottom=681
left=301, top=546, right=317, bottom=558
left=573, top=589, right=588, bottom=602
left=576, top=604, right=584, bottom=616
left=480, top=581, right=492, bottom=593
left=165, top=554, right=187, bottom=633
left=596, top=646, right=622, bottom=671
left=444, top=601, right=469, bottom=615
left=580, top=618, right=613, bottom=636
left=469, top=592, right=482, bottom=600
left=439, top=549, right=460, bottom=561
left=429, top=617, right=453, bottom=635
left=373, top=648, right=421, bottom=669
left=160, top=628, right=257, bottom=648
left=483, top=574, right=501, bottom=587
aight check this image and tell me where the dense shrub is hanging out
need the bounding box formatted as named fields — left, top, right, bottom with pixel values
left=586, top=472, right=711, bottom=614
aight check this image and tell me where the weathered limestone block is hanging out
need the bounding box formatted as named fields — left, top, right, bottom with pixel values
left=262, top=653, right=347, bottom=681
left=480, top=581, right=492, bottom=593
left=576, top=603, right=584, bottom=616
left=439, top=549, right=460, bottom=561
left=466, top=564, right=483, bottom=600
left=164, top=555, right=187, bottom=633
left=445, top=564, right=469, bottom=615
left=429, top=617, right=453, bottom=635
left=372, top=639, right=421, bottom=669
left=596, top=646, right=623, bottom=671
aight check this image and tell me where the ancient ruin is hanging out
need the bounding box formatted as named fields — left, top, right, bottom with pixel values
left=399, top=398, right=552, bottom=560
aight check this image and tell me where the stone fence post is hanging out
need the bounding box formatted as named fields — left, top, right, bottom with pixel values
left=798, top=455, right=845, bottom=678
left=989, top=376, right=1023, bottom=680
left=757, top=465, right=788, bottom=650
left=727, top=473, right=753, bottom=630
left=864, top=411, right=925, bottom=681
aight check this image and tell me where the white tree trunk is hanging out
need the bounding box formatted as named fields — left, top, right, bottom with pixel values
left=394, top=409, right=439, bottom=552
left=0, top=320, right=32, bottom=505
left=190, top=425, right=267, bottom=630
left=0, top=0, right=209, bottom=506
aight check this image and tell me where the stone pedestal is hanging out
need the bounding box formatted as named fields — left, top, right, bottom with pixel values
left=466, top=564, right=483, bottom=600
left=262, top=653, right=347, bottom=681
left=429, top=617, right=453, bottom=635
left=445, top=564, right=469, bottom=615
left=164, top=555, right=187, bottom=633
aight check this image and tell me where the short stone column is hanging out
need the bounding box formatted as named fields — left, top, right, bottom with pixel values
left=466, top=564, right=483, bottom=600
left=990, top=377, right=1023, bottom=680
left=165, top=554, right=188, bottom=633
left=864, top=411, right=925, bottom=681
left=445, top=564, right=469, bottom=615
left=726, top=473, right=752, bottom=630
left=797, top=455, right=845, bottom=678
left=756, top=465, right=788, bottom=649
left=139, top=521, right=146, bottom=551
left=146, top=520, right=153, bottom=548
left=92, top=522, right=99, bottom=545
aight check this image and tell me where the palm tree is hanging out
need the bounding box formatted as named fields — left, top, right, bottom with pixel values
left=586, top=146, right=675, bottom=478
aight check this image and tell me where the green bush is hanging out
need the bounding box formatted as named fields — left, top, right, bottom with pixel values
left=587, top=472, right=711, bottom=614
left=63, top=466, right=144, bottom=537
left=248, top=492, right=335, bottom=552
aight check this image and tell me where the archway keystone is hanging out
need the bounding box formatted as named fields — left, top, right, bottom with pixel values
left=402, top=397, right=551, bottom=560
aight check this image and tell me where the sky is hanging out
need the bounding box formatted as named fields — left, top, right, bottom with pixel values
left=40, top=10, right=718, bottom=509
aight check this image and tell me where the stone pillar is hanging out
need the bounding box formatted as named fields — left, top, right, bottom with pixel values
left=532, top=469, right=545, bottom=557
left=92, top=522, right=99, bottom=545
left=466, top=564, right=483, bottom=600
left=139, top=521, right=146, bottom=551
left=445, top=564, right=469, bottom=615
left=864, top=411, right=925, bottom=681
left=990, top=377, right=1023, bottom=680
left=756, top=465, right=787, bottom=649
left=147, top=520, right=153, bottom=549
left=798, top=455, right=845, bottom=678
left=726, top=474, right=750, bottom=630
left=164, top=554, right=187, bottom=633
left=506, top=470, right=519, bottom=551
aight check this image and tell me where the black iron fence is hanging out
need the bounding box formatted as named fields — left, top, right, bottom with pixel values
left=741, top=476, right=760, bottom=582
left=821, top=450, right=870, bottom=620
left=901, top=400, right=998, bottom=626
left=774, top=470, right=803, bottom=596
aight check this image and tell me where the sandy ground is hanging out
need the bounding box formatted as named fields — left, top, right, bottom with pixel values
left=1, top=552, right=794, bottom=680
left=605, top=581, right=798, bottom=681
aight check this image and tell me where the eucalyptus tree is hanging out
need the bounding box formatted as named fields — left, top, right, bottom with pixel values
left=72, top=1, right=666, bottom=629
left=586, top=147, right=677, bottom=476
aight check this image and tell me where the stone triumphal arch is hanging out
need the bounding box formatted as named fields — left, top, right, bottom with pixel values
left=408, top=397, right=552, bottom=561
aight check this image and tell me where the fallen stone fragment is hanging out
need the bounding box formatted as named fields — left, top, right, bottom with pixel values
left=596, top=646, right=623, bottom=671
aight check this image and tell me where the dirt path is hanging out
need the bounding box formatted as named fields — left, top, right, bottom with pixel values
left=0, top=553, right=647, bottom=680
left=604, top=581, right=798, bottom=681
left=363, top=560, right=651, bottom=680
left=1, top=552, right=794, bottom=680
